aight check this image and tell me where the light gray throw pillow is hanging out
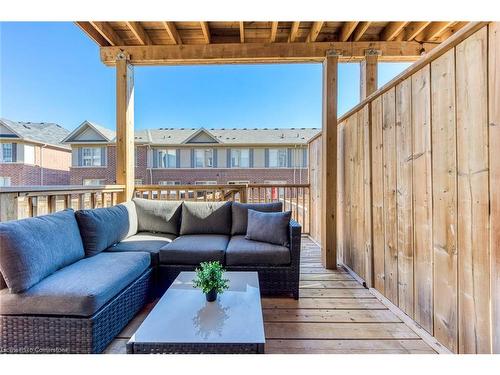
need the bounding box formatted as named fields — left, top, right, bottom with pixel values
left=231, top=202, right=283, bottom=235
left=245, top=209, right=291, bottom=246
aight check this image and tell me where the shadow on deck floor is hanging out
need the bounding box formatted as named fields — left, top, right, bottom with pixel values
left=104, top=236, right=435, bottom=354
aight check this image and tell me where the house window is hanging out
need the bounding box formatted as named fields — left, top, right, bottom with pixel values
left=194, top=149, right=213, bottom=168
left=268, top=148, right=287, bottom=168
left=231, top=149, right=250, bottom=168
left=83, top=178, right=106, bottom=186
left=195, top=181, right=217, bottom=185
left=158, top=181, right=181, bottom=186
left=1, top=143, right=13, bottom=163
left=134, top=179, right=143, bottom=185
left=0, top=176, right=11, bottom=187
left=81, top=147, right=102, bottom=166
left=228, top=180, right=249, bottom=185
left=157, top=149, right=177, bottom=168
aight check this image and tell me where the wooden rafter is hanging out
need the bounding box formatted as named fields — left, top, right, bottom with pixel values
left=352, top=22, right=372, bottom=42
left=381, top=22, right=409, bottom=41
left=288, top=21, right=300, bottom=42
left=419, top=21, right=453, bottom=41
left=200, top=22, right=211, bottom=44
left=270, top=21, right=278, bottom=43
left=75, top=22, right=110, bottom=46
left=404, top=21, right=431, bottom=41
left=339, top=22, right=359, bottom=42
left=306, top=21, right=324, bottom=43
left=89, top=21, right=123, bottom=46
left=163, top=22, right=182, bottom=45
left=125, top=21, right=151, bottom=45
left=239, top=22, right=245, bottom=43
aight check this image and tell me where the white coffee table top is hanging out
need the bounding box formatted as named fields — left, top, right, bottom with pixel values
left=129, top=271, right=265, bottom=345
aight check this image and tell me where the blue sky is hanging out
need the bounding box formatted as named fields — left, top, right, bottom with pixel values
left=0, top=22, right=410, bottom=132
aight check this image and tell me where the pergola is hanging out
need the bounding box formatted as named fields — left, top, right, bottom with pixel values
left=76, top=21, right=468, bottom=269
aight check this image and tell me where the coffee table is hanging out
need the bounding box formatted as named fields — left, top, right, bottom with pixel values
left=126, top=271, right=265, bottom=354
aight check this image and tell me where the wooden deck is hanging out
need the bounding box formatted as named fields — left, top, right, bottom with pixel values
left=105, top=237, right=436, bottom=354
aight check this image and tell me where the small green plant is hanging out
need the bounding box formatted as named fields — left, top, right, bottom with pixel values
left=193, top=261, right=229, bottom=294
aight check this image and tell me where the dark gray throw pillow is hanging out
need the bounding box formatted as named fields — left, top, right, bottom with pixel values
left=231, top=201, right=283, bottom=235
left=75, top=205, right=130, bottom=257
left=245, top=209, right=291, bottom=246
left=133, top=198, right=182, bottom=235
left=180, top=201, right=232, bottom=235
left=0, top=209, right=85, bottom=293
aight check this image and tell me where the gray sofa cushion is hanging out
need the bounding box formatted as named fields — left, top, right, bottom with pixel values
left=133, top=198, right=182, bottom=235
left=121, top=200, right=138, bottom=238
left=106, top=232, right=176, bottom=266
left=0, top=252, right=150, bottom=317
left=226, top=235, right=291, bottom=266
left=231, top=201, right=283, bottom=235
left=180, top=201, right=232, bottom=235
left=75, top=205, right=130, bottom=257
left=246, top=209, right=291, bottom=246
left=159, top=234, right=229, bottom=265
left=0, top=209, right=85, bottom=293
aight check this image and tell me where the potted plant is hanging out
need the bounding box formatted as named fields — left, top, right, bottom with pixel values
left=193, top=261, right=229, bottom=302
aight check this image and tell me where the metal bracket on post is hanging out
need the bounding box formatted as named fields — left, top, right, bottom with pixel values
left=326, top=50, right=343, bottom=58
left=115, top=51, right=130, bottom=62
left=364, top=49, right=382, bottom=57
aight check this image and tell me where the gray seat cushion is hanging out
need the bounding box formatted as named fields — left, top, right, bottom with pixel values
left=0, top=252, right=150, bottom=317
left=75, top=205, right=131, bottom=257
left=231, top=201, right=283, bottom=235
left=133, top=198, right=182, bottom=235
left=225, top=235, right=291, bottom=266
left=246, top=209, right=291, bottom=246
left=180, top=201, right=232, bottom=235
left=159, top=234, right=229, bottom=265
left=106, top=232, right=177, bottom=266
left=0, top=209, right=85, bottom=293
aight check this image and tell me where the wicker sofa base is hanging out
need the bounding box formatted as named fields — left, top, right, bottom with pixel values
left=0, top=268, right=152, bottom=354
left=127, top=342, right=264, bottom=354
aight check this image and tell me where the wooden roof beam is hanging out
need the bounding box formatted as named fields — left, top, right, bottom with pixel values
left=351, top=22, right=372, bottom=41
left=306, top=21, right=324, bottom=43
left=270, top=21, right=278, bottom=42
left=163, top=22, right=182, bottom=45
left=125, top=21, right=152, bottom=45
left=200, top=22, right=211, bottom=44
left=419, top=21, right=453, bottom=41
left=239, top=22, right=245, bottom=43
left=89, top=21, right=123, bottom=46
left=339, top=22, right=359, bottom=42
left=380, top=22, right=409, bottom=41
left=100, top=40, right=436, bottom=66
left=404, top=21, right=431, bottom=41
left=75, top=22, right=110, bottom=47
left=288, top=22, right=300, bottom=42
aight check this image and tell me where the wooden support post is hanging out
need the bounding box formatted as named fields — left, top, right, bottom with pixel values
left=321, top=52, right=339, bottom=269
left=116, top=53, right=135, bottom=203
left=360, top=50, right=379, bottom=100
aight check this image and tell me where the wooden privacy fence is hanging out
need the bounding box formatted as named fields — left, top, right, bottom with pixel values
left=328, top=22, right=498, bottom=354
left=0, top=185, right=125, bottom=221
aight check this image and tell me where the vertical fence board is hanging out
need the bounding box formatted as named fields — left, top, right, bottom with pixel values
left=431, top=49, right=458, bottom=353
left=336, top=128, right=343, bottom=259
left=396, top=77, right=414, bottom=317
left=361, top=104, right=373, bottom=287
left=371, top=96, right=385, bottom=293
left=489, top=22, right=500, bottom=355
left=344, top=117, right=354, bottom=268
left=456, top=27, right=491, bottom=354
left=382, top=88, right=398, bottom=305
left=412, top=64, right=433, bottom=334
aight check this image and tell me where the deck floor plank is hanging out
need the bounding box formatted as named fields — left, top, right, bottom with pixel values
left=105, top=236, right=436, bottom=354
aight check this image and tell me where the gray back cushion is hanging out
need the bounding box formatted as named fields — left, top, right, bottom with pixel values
left=0, top=209, right=85, bottom=293
left=133, top=198, right=182, bottom=235
left=120, top=200, right=138, bottom=238
left=75, top=205, right=130, bottom=257
left=245, top=209, right=291, bottom=246
left=180, top=201, right=232, bottom=235
left=231, top=201, right=283, bottom=235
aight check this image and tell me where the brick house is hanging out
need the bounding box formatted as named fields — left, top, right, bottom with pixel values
left=0, top=119, right=71, bottom=186
left=64, top=121, right=320, bottom=186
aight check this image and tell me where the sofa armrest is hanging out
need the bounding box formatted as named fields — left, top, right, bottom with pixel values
left=289, top=219, right=302, bottom=268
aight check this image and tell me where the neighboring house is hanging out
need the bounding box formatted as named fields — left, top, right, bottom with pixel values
left=0, top=119, right=71, bottom=186
left=63, top=121, right=320, bottom=186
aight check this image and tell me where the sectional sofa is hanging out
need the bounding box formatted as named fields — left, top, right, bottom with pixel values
left=0, top=199, right=301, bottom=353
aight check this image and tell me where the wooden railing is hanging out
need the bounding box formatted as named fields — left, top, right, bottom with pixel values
left=0, top=185, right=125, bottom=221
left=134, top=183, right=311, bottom=234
